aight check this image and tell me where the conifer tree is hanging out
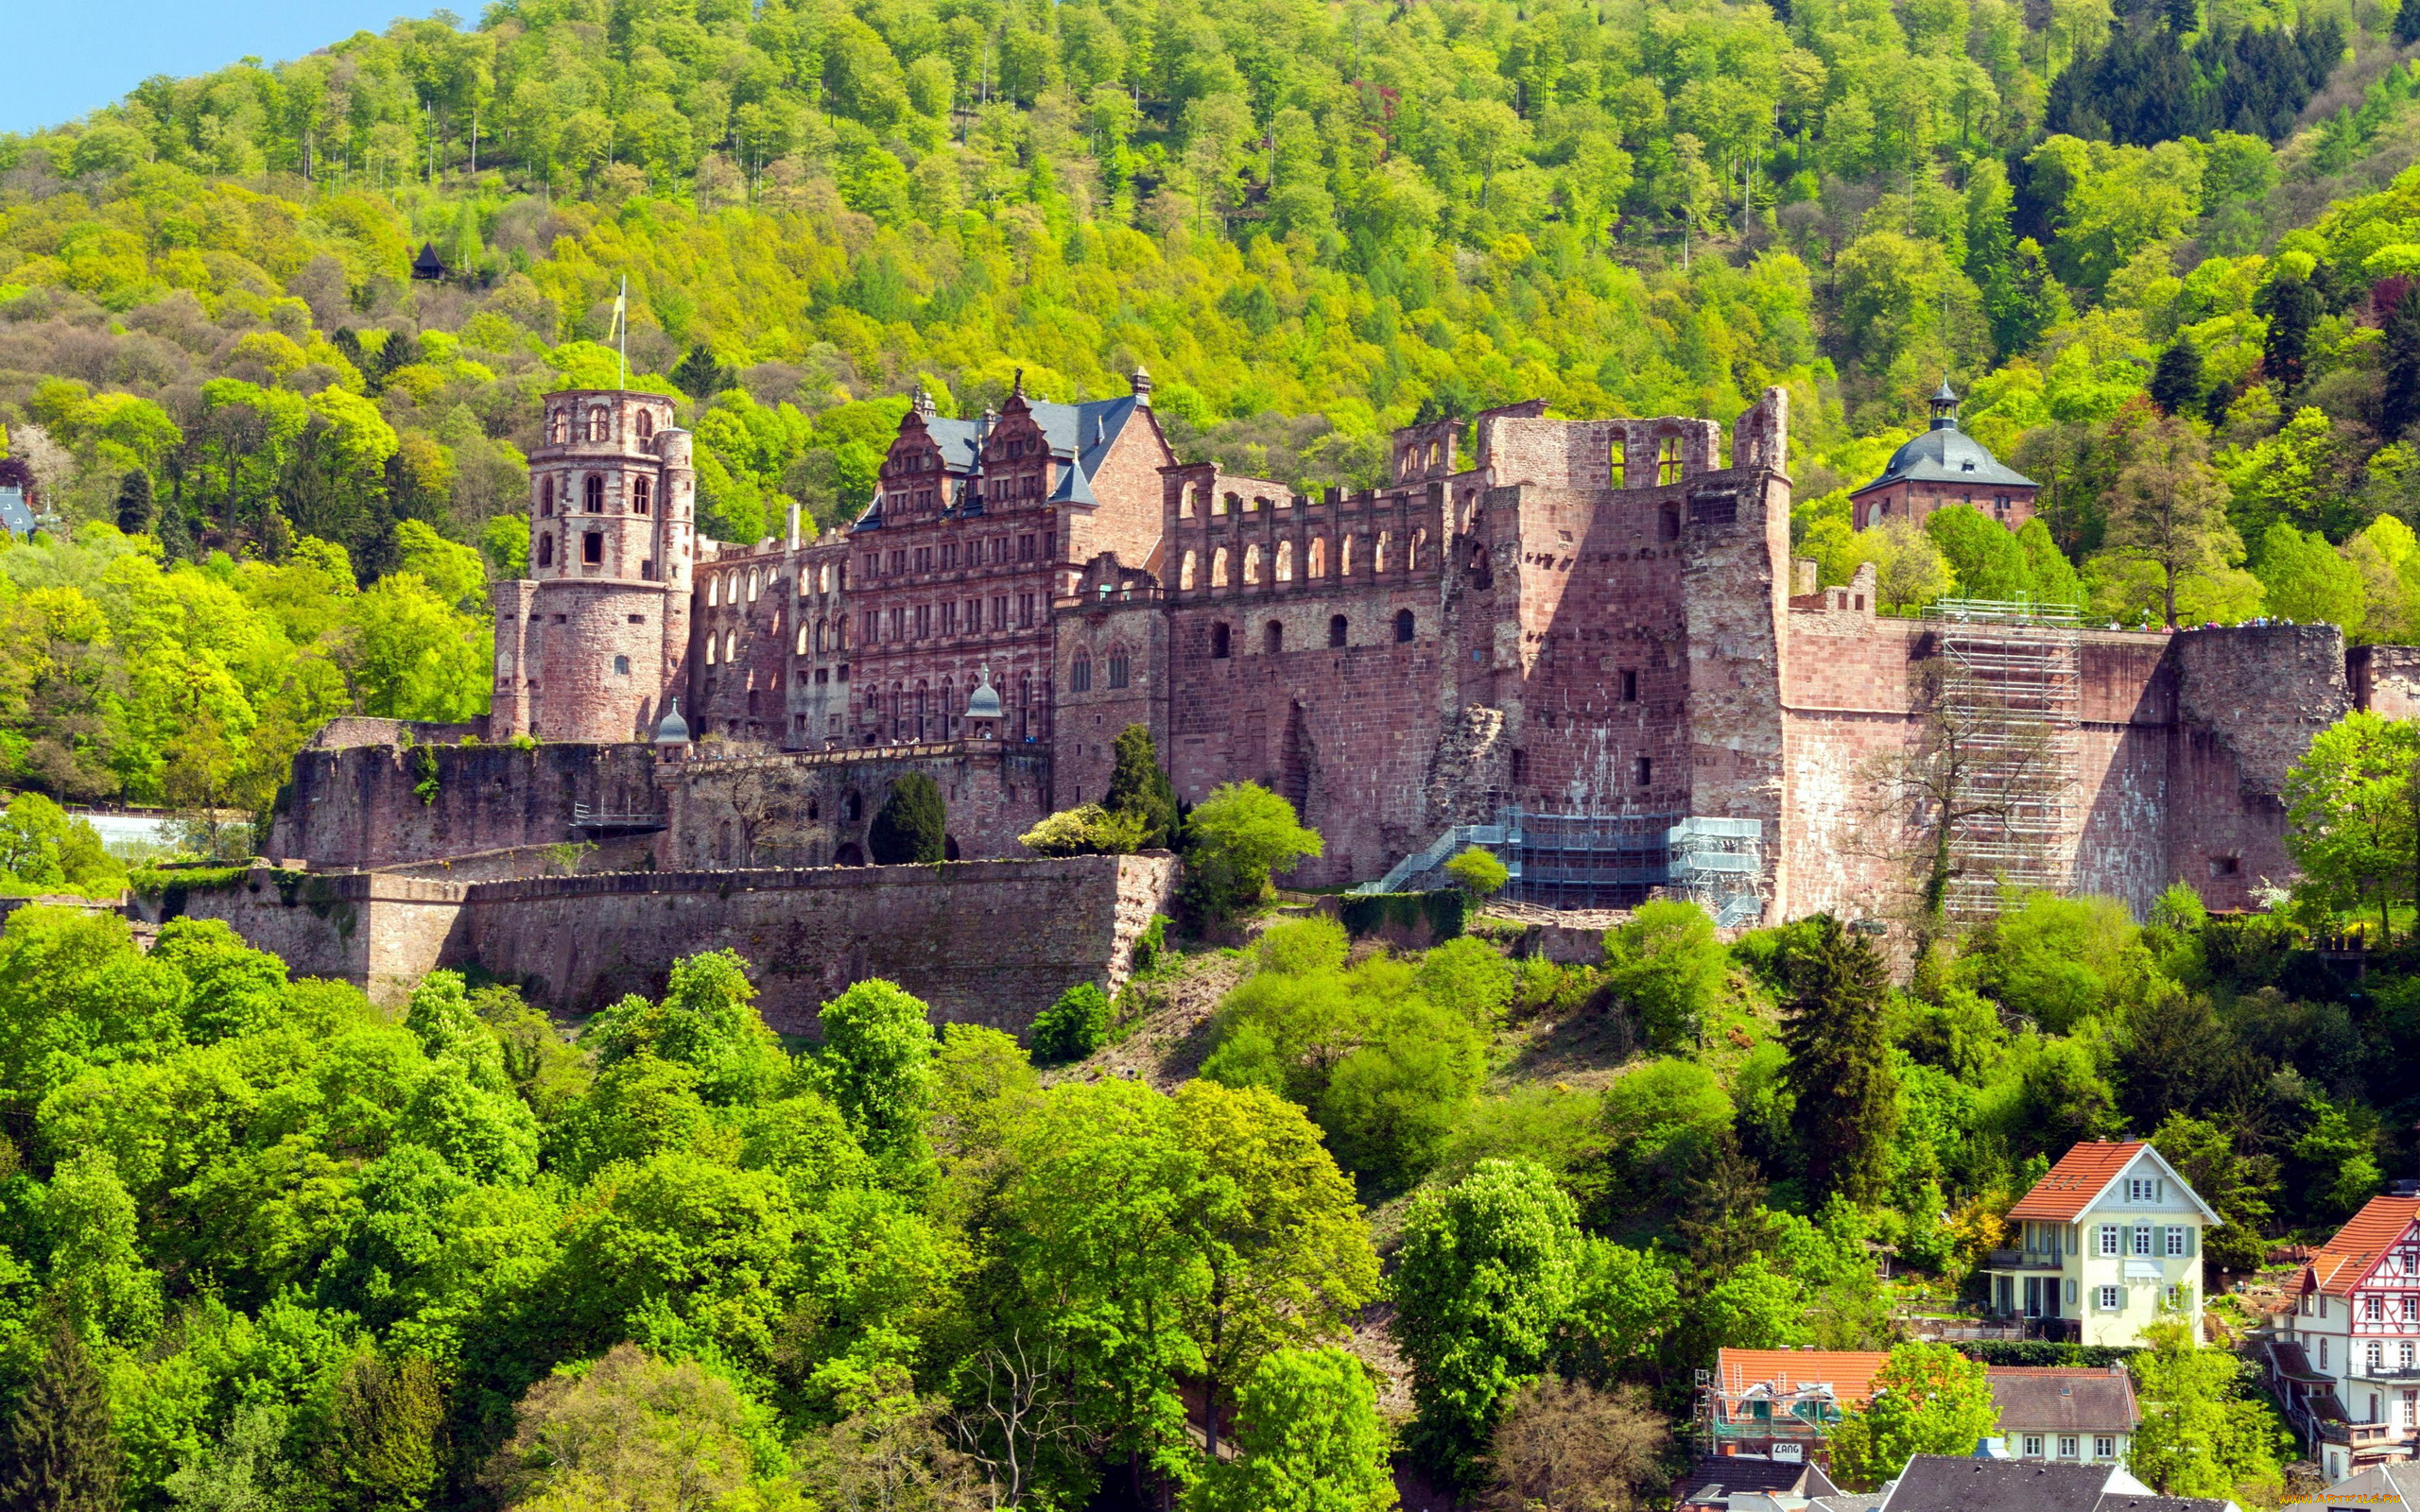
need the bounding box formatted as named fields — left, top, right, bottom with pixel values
left=2399, top=0, right=2420, bottom=48
left=329, top=1353, right=442, bottom=1512
left=1104, top=723, right=1178, bottom=849
left=112, top=469, right=153, bottom=537
left=2257, top=274, right=2322, bottom=394
left=869, top=772, right=948, bottom=864
left=1778, top=916, right=1898, bottom=1206
left=2382, top=284, right=2420, bottom=443
left=1, top=1323, right=123, bottom=1512
left=2148, top=339, right=2204, bottom=417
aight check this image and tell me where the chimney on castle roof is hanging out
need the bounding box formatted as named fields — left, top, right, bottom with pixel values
left=911, top=384, right=937, bottom=420
left=786, top=497, right=802, bottom=551
left=1129, top=365, right=1153, bottom=406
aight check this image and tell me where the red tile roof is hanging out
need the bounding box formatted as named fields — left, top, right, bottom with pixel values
left=2306, top=1196, right=2420, bottom=1295
left=2009, top=1143, right=2146, bottom=1223
left=1716, top=1349, right=1892, bottom=1408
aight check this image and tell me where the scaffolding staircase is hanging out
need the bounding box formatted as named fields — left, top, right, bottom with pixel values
left=1357, top=810, right=1765, bottom=924
left=1922, top=597, right=2083, bottom=920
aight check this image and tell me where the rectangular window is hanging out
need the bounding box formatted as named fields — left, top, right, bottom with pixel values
left=582, top=531, right=603, bottom=564
left=2022, top=1436, right=2044, bottom=1458
left=914, top=604, right=931, bottom=639
left=2100, top=1286, right=2122, bottom=1312
left=1634, top=755, right=1651, bottom=787
left=2058, top=1436, right=2078, bottom=1459
left=2094, top=1437, right=2115, bottom=1460
left=1620, top=669, right=1638, bottom=701
left=2366, top=1297, right=2384, bottom=1321
left=992, top=595, right=1010, bottom=630
left=942, top=542, right=959, bottom=569
left=1019, top=533, right=1037, bottom=562
left=941, top=602, right=957, bottom=635
left=915, top=546, right=932, bottom=574
left=2167, top=1228, right=2187, bottom=1258
left=1019, top=593, right=1036, bottom=627
left=2134, top=1227, right=2154, bottom=1257
left=861, top=611, right=878, bottom=644
left=966, top=597, right=981, bottom=632
left=890, top=549, right=908, bottom=575
left=866, top=553, right=881, bottom=578
left=2100, top=1226, right=2121, bottom=1257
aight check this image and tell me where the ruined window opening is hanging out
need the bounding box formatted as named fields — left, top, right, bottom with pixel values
left=614, top=655, right=631, bottom=676
left=1394, top=609, right=1415, bottom=643
left=1657, top=436, right=1684, bottom=485
left=1329, top=613, right=1348, bottom=647
left=1411, top=527, right=1426, bottom=570
left=1213, top=547, right=1231, bottom=588
left=1308, top=537, right=1326, bottom=577
left=636, top=408, right=654, bottom=439
left=748, top=570, right=761, bottom=601
left=633, top=477, right=651, bottom=515
left=1660, top=507, right=1680, bottom=541
left=1375, top=531, right=1392, bottom=574
left=1621, top=669, right=1638, bottom=701
left=1265, top=621, right=1284, bottom=654
left=1610, top=436, right=1627, bottom=487
left=1276, top=541, right=1294, bottom=581
left=540, top=476, right=555, bottom=517
left=1340, top=535, right=1356, bottom=577
left=705, top=634, right=718, bottom=665
left=1243, top=544, right=1262, bottom=585
left=1212, top=623, right=1232, bottom=659
left=582, top=531, right=603, bottom=564
left=537, top=533, right=555, bottom=568
left=1218, top=492, right=1236, bottom=516
left=724, top=629, right=738, bottom=662
left=1634, top=755, right=1652, bottom=786
left=584, top=474, right=605, bottom=512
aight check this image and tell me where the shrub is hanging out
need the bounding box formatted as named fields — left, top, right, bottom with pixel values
left=1181, top=782, right=1322, bottom=921
left=1018, top=803, right=1148, bottom=857
left=868, top=772, right=947, bottom=864
left=1444, top=846, right=1510, bottom=898
left=1029, top=981, right=1111, bottom=1062
left=1602, top=901, right=1727, bottom=1051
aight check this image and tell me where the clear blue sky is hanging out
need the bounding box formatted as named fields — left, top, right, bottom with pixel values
left=3, top=3, right=449, bottom=136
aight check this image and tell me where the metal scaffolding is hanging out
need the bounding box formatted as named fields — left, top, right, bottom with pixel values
left=1922, top=596, right=2083, bottom=920
left=1356, top=809, right=1765, bottom=921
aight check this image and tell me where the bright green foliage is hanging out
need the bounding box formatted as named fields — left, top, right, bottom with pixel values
left=1603, top=901, right=1728, bottom=1053
left=1028, top=981, right=1112, bottom=1062
left=484, top=1344, right=785, bottom=1510
left=814, top=978, right=938, bottom=1162
left=2256, top=524, right=2366, bottom=631
left=584, top=950, right=790, bottom=1106
left=1182, top=783, right=1323, bottom=919
left=1392, top=1159, right=1585, bottom=1486
left=1559, top=1240, right=1680, bottom=1382
left=1414, top=936, right=1515, bottom=1031
left=2127, top=1318, right=2290, bottom=1503
left=1779, top=916, right=1899, bottom=1206
left=1596, top=1058, right=1735, bottom=1211
left=0, top=794, right=122, bottom=897
left=2285, top=710, right=2420, bottom=942
left=1443, top=847, right=1509, bottom=899
left=868, top=772, right=947, bottom=865
left=1317, top=997, right=1488, bottom=1191
left=1018, top=803, right=1150, bottom=857
left=1826, top=1343, right=2001, bottom=1490
left=1962, top=891, right=2150, bottom=1033
left=1184, top=1349, right=1394, bottom=1512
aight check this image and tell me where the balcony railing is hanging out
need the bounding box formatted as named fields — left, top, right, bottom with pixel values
left=1986, top=1248, right=2066, bottom=1270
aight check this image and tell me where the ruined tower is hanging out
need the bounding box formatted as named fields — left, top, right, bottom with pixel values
left=490, top=388, right=696, bottom=743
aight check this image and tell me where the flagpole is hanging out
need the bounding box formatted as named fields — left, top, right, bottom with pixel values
left=617, top=274, right=628, bottom=389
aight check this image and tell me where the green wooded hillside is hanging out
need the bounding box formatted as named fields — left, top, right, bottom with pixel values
left=5, top=0, right=2420, bottom=818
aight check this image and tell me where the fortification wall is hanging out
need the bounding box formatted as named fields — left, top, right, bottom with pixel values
left=270, top=742, right=665, bottom=871
left=2349, top=644, right=2420, bottom=719
left=143, top=854, right=1176, bottom=1034
left=658, top=743, right=1052, bottom=867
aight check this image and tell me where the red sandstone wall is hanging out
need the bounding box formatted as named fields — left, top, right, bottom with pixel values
left=659, top=743, right=1051, bottom=867
left=275, top=742, right=665, bottom=870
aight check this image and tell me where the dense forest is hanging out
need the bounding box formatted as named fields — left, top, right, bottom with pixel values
left=2, top=0, right=2420, bottom=817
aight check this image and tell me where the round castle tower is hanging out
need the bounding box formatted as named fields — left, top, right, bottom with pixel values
left=489, top=389, right=696, bottom=744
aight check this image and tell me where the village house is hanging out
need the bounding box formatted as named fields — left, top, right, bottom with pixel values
left=1989, top=1365, right=2141, bottom=1467
left=1984, top=1143, right=2217, bottom=1347
left=2262, top=1194, right=2420, bottom=1483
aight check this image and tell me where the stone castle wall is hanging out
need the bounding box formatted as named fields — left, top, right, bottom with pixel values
left=146, top=854, right=1177, bottom=1034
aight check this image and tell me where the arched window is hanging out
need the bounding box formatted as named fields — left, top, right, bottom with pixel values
left=633, top=477, right=652, bottom=515
left=1211, top=623, right=1231, bottom=659
left=1216, top=492, right=1234, bottom=516
left=1108, top=648, right=1130, bottom=688
left=636, top=409, right=655, bottom=439
left=1340, top=535, right=1356, bottom=577
left=1264, top=620, right=1284, bottom=654
left=705, top=633, right=718, bottom=665
left=1374, top=531, right=1392, bottom=573
left=1660, top=507, right=1681, bottom=541
left=1307, top=537, right=1326, bottom=577
left=1243, top=544, right=1261, bottom=585
left=539, top=475, right=555, bottom=517
left=588, top=404, right=609, bottom=440
left=1657, top=434, right=1685, bottom=485
left=1071, top=653, right=1093, bottom=693
left=748, top=570, right=760, bottom=601
left=537, top=533, right=555, bottom=568
left=614, top=655, right=631, bottom=675
left=1246, top=495, right=1265, bottom=513
left=582, top=531, right=603, bottom=564
left=1411, top=528, right=1426, bottom=569
left=547, top=409, right=565, bottom=444
left=844, top=790, right=863, bottom=820
left=1394, top=609, right=1415, bottom=643
left=796, top=624, right=810, bottom=655
left=584, top=474, right=604, bottom=512
left=1610, top=436, right=1627, bottom=487
left=1276, top=541, right=1294, bottom=581
left=1328, top=613, right=1347, bottom=647
left=708, top=576, right=720, bottom=607
left=1181, top=550, right=1198, bottom=591
left=724, top=629, right=738, bottom=662
left=1213, top=547, right=1231, bottom=588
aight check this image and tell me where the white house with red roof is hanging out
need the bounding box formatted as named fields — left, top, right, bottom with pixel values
left=2264, top=1195, right=2420, bottom=1483
left=1984, top=1142, right=2218, bottom=1348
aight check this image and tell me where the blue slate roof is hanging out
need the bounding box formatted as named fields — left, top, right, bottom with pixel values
left=0, top=486, right=32, bottom=538
left=1853, top=385, right=2036, bottom=494
left=867, top=393, right=1139, bottom=527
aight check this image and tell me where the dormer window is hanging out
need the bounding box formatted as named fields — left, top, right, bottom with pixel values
left=2127, top=1177, right=2165, bottom=1204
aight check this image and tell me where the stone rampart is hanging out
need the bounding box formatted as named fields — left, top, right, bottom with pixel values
left=142, top=854, right=1177, bottom=1037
